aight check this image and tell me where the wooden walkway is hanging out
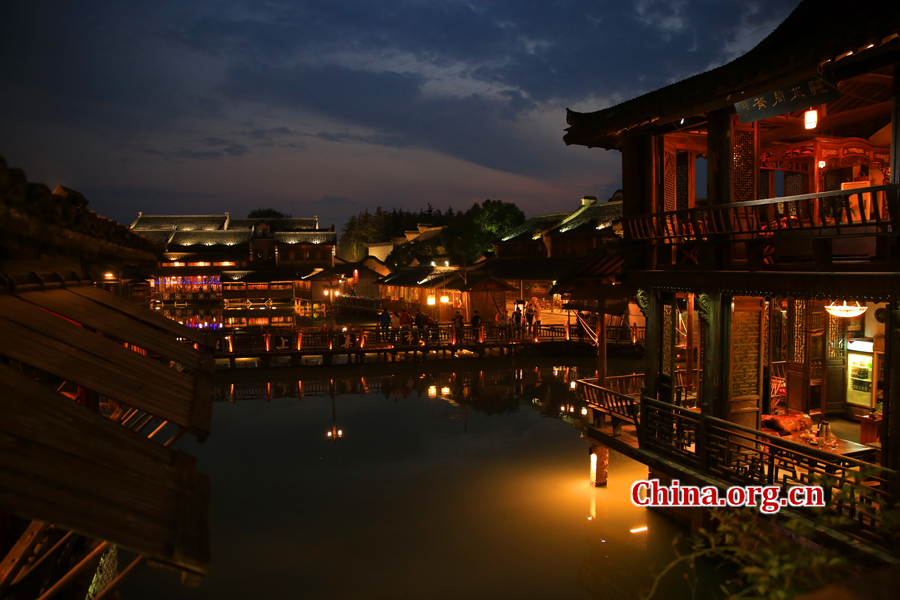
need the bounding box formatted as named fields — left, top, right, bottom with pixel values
left=210, top=323, right=643, bottom=367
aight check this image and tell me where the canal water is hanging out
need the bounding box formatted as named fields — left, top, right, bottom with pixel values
left=123, top=354, right=689, bottom=600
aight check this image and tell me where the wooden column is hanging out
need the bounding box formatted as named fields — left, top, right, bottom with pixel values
left=704, top=108, right=732, bottom=270
left=621, top=133, right=656, bottom=270
left=686, top=293, right=694, bottom=390
left=885, top=304, right=900, bottom=470
left=699, top=293, right=730, bottom=419
left=591, top=445, right=609, bottom=487
left=642, top=290, right=660, bottom=402
left=596, top=313, right=607, bottom=386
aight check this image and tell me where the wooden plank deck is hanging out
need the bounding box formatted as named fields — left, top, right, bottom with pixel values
left=0, top=294, right=211, bottom=439
left=0, top=364, right=210, bottom=577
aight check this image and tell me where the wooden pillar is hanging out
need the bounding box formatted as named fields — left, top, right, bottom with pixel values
left=643, top=290, right=660, bottom=401
left=885, top=304, right=900, bottom=470
left=621, top=133, right=655, bottom=270
left=596, top=312, right=607, bottom=386
left=699, top=293, right=730, bottom=419
left=590, top=445, right=609, bottom=487
left=891, top=67, right=899, bottom=186
left=705, top=108, right=732, bottom=270
left=686, top=293, right=694, bottom=390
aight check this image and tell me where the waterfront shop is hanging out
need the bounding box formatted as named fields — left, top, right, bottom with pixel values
left=566, top=0, right=900, bottom=553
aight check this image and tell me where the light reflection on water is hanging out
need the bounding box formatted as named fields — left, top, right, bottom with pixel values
left=124, top=357, right=689, bottom=600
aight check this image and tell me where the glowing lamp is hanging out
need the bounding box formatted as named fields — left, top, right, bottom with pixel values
left=334, top=290, right=340, bottom=297
left=327, top=431, right=332, bottom=437
left=570, top=381, right=577, bottom=390
left=630, top=526, right=648, bottom=534
left=818, top=160, right=827, bottom=169
left=428, top=386, right=437, bottom=398
left=440, top=295, right=449, bottom=304
left=441, top=387, right=450, bottom=395
left=427, top=294, right=436, bottom=306
left=804, top=109, right=817, bottom=130
left=581, top=407, right=588, bottom=416
left=324, top=290, right=330, bottom=296
left=825, top=301, right=867, bottom=318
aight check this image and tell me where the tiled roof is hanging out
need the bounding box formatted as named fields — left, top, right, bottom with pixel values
left=227, top=218, right=318, bottom=231
left=378, top=267, right=455, bottom=288
left=478, top=257, right=576, bottom=281
left=134, top=230, right=175, bottom=244
left=499, top=213, right=569, bottom=243
left=169, top=231, right=252, bottom=247
left=131, top=215, right=226, bottom=231
left=547, top=202, right=623, bottom=235
left=565, top=0, right=900, bottom=148
left=274, top=231, right=336, bottom=245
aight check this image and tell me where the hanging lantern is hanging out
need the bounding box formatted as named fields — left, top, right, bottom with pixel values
left=440, top=295, right=450, bottom=304
left=825, top=300, right=867, bottom=318
left=804, top=109, right=817, bottom=130
left=818, top=160, right=826, bottom=169
left=427, top=294, right=436, bottom=305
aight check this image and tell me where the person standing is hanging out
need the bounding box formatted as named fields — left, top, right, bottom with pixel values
left=531, top=299, right=542, bottom=335
left=379, top=308, right=391, bottom=340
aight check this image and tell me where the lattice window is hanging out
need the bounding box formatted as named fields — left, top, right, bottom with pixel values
left=732, top=310, right=761, bottom=397
left=785, top=172, right=802, bottom=196
left=662, top=304, right=673, bottom=376
left=758, top=170, right=770, bottom=200
left=733, top=129, right=755, bottom=202
left=828, top=313, right=844, bottom=358
left=676, top=152, right=690, bottom=210
left=790, top=300, right=806, bottom=363
left=664, top=149, right=677, bottom=211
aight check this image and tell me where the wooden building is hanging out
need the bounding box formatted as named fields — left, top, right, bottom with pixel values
left=566, top=0, right=900, bottom=553
left=485, top=194, right=623, bottom=311
left=0, top=157, right=214, bottom=596
left=130, top=213, right=336, bottom=304
left=378, top=267, right=515, bottom=321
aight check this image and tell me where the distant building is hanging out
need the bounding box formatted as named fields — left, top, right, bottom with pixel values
left=130, top=212, right=337, bottom=305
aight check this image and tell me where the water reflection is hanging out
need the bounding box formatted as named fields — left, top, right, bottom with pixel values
left=156, top=304, right=349, bottom=329
left=125, top=357, right=688, bottom=600
left=216, top=364, right=588, bottom=424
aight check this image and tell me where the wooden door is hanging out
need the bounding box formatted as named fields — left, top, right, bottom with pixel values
left=728, top=297, right=765, bottom=429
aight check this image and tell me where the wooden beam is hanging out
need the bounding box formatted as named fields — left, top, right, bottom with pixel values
left=0, top=521, right=50, bottom=597
left=760, top=100, right=892, bottom=146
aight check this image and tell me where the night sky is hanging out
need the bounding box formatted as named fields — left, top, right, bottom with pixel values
left=1, top=1, right=796, bottom=232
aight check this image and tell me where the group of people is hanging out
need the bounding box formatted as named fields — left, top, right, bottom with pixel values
left=375, top=298, right=544, bottom=340
left=494, top=299, right=541, bottom=333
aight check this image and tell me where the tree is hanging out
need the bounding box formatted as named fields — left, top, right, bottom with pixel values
left=247, top=208, right=291, bottom=218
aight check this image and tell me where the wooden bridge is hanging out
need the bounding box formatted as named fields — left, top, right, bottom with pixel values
left=209, top=322, right=645, bottom=367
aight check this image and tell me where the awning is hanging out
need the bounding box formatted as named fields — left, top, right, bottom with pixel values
left=0, top=363, right=210, bottom=577
left=0, top=285, right=213, bottom=440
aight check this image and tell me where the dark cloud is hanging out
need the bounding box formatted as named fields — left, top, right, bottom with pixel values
left=0, top=0, right=797, bottom=230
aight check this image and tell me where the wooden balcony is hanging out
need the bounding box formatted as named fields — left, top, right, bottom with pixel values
left=578, top=377, right=899, bottom=552
left=624, top=183, right=900, bottom=269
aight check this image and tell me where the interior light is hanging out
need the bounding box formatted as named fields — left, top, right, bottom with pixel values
left=818, top=160, right=827, bottom=169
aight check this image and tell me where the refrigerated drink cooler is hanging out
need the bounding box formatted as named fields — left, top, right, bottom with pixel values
left=846, top=338, right=882, bottom=412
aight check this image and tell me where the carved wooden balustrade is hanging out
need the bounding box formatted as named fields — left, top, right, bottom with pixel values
left=640, top=397, right=898, bottom=549
left=624, top=183, right=900, bottom=266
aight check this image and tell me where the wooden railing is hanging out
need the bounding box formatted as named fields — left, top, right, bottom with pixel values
left=640, top=397, right=898, bottom=549
left=624, top=183, right=900, bottom=250
left=578, top=378, right=641, bottom=436
left=211, top=322, right=578, bottom=356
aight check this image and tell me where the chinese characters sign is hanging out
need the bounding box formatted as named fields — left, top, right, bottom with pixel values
left=734, top=74, right=840, bottom=125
